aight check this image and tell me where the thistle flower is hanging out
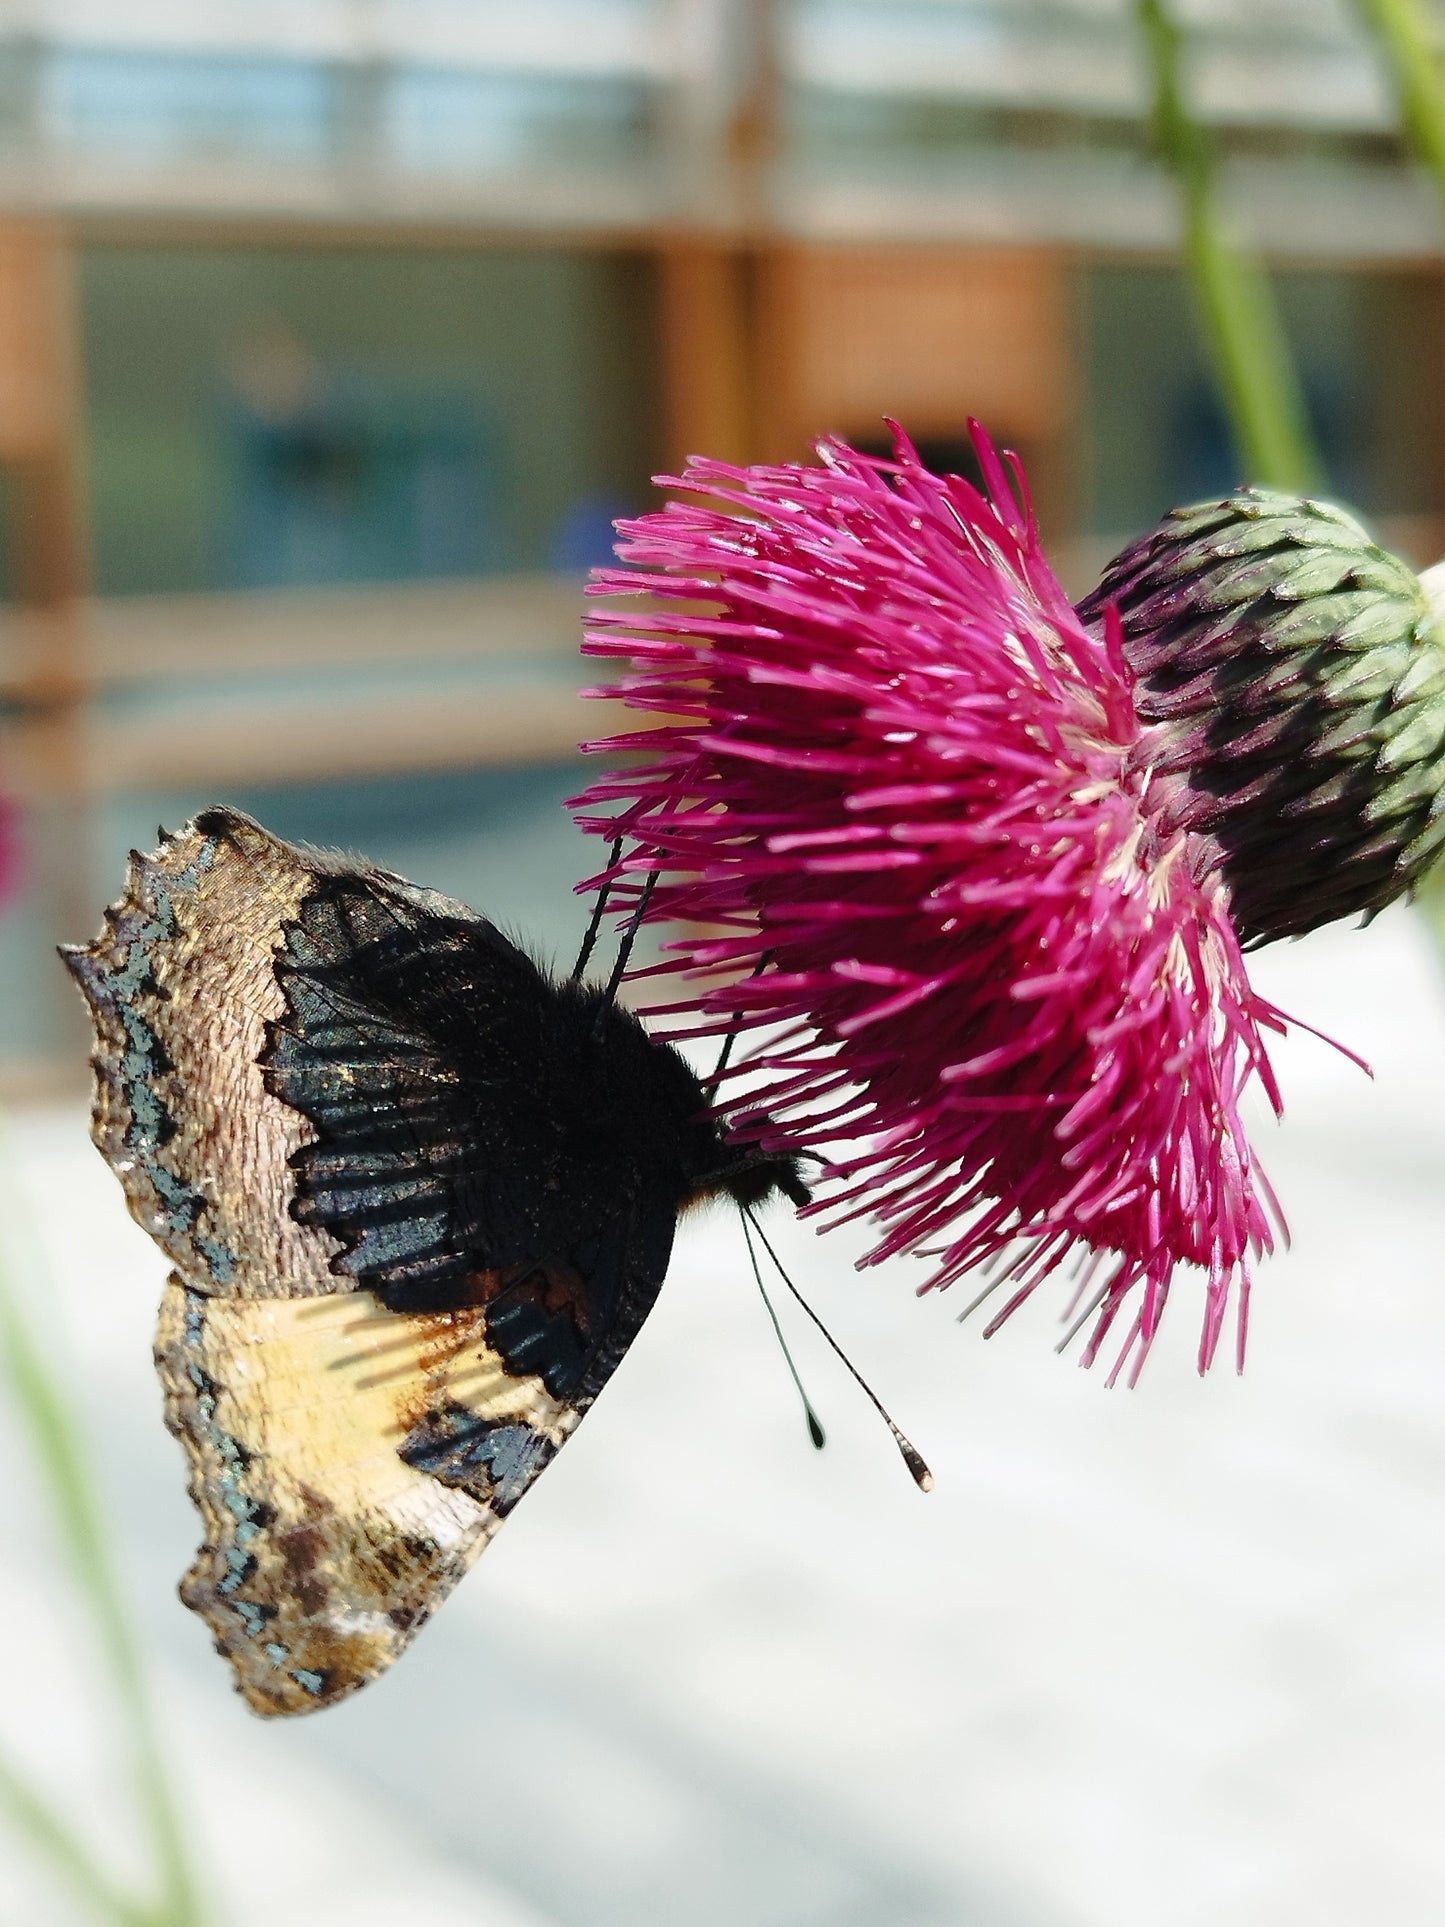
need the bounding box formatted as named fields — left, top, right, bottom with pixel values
left=571, top=429, right=1442, bottom=1381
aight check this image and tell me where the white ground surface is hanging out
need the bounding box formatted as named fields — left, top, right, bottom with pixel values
left=2, top=908, right=1444, bottom=1927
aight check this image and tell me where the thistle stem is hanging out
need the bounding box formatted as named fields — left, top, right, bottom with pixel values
left=1420, top=864, right=1445, bottom=948
left=1355, top=0, right=1445, bottom=195
left=0, top=1123, right=204, bottom=1927
left=1344, top=3, right=1445, bottom=945
left=1136, top=0, right=1324, bottom=492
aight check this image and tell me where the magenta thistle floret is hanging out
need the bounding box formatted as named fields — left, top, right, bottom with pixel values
left=573, top=427, right=1293, bottom=1381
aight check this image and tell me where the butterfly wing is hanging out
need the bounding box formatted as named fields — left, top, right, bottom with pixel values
left=64, top=808, right=328, bottom=1300
left=259, top=855, right=666, bottom=1350
left=64, top=806, right=678, bottom=1715
left=154, top=1276, right=579, bottom=1715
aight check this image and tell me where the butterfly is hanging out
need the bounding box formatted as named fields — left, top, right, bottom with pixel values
left=63, top=805, right=808, bottom=1717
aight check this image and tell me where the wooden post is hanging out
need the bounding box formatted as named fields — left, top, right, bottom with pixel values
left=753, top=243, right=1076, bottom=535
left=654, top=1, right=779, bottom=478
left=0, top=218, right=94, bottom=1082
left=658, top=242, right=754, bottom=472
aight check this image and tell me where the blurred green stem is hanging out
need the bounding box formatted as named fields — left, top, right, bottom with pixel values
left=1356, top=0, right=1445, bottom=194
left=1137, top=0, right=1324, bottom=492
left=0, top=1131, right=203, bottom=1927
left=0, top=1745, right=150, bottom=1927
left=1355, top=0, right=1445, bottom=952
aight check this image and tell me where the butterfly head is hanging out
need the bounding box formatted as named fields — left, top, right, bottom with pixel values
left=671, top=1096, right=813, bottom=1218
left=693, top=1136, right=812, bottom=1215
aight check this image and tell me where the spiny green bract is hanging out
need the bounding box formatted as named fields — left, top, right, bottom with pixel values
left=1081, top=489, right=1445, bottom=944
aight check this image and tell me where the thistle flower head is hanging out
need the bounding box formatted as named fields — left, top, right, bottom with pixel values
left=572, top=429, right=1307, bottom=1381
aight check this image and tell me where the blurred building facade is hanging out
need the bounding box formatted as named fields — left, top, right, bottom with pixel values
left=0, top=0, right=1443, bottom=1087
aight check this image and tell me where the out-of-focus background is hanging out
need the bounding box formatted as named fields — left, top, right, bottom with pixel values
left=2, top=0, right=1444, bottom=1085
left=1, top=4, right=1444, bottom=1924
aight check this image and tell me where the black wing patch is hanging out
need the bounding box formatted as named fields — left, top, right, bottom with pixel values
left=263, top=875, right=554, bottom=1303
left=261, top=869, right=685, bottom=1402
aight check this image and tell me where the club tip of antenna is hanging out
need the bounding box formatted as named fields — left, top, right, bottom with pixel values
left=899, top=1441, right=934, bottom=1492
left=806, top=1410, right=826, bottom=1450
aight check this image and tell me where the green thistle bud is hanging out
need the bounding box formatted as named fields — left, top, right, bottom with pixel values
left=1079, top=490, right=1445, bottom=945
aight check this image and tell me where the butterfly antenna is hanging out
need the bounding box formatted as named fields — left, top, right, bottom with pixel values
left=572, top=834, right=626, bottom=982
left=599, top=866, right=658, bottom=1011
left=743, top=1206, right=933, bottom=1492
left=710, top=948, right=773, bottom=1084
left=712, top=1017, right=740, bottom=1085
left=740, top=1208, right=826, bottom=1451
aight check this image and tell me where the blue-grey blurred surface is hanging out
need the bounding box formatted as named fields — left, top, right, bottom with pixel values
left=3, top=906, right=1445, bottom=1926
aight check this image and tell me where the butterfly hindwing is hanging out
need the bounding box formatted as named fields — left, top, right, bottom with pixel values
left=64, top=807, right=688, bottom=1714
left=155, top=1274, right=579, bottom=1715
